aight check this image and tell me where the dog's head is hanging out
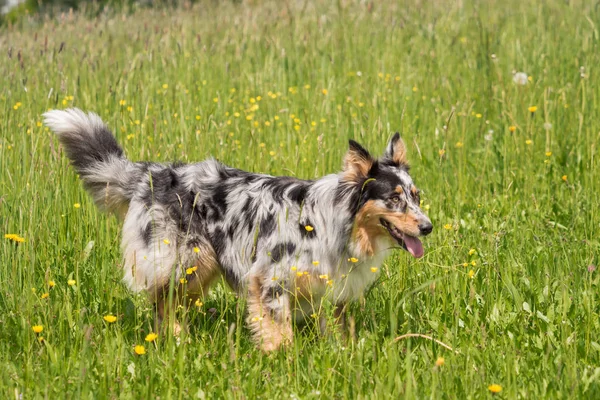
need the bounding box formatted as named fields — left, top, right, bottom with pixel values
left=344, top=133, right=432, bottom=258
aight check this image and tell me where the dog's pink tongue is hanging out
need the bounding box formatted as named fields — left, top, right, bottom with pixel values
left=403, top=234, right=424, bottom=258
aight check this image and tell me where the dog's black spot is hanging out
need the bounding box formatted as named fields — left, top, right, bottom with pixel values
left=270, top=242, right=296, bottom=263
left=288, top=183, right=310, bottom=204
left=211, top=184, right=229, bottom=216
left=259, top=212, right=276, bottom=238
left=227, top=217, right=240, bottom=239
left=211, top=227, right=226, bottom=257
left=141, top=222, right=153, bottom=245
left=299, top=222, right=317, bottom=239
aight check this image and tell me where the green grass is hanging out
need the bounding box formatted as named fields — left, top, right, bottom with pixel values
left=1, top=0, right=599, bottom=397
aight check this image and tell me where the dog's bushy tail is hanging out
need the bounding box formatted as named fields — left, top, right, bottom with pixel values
left=44, top=108, right=138, bottom=216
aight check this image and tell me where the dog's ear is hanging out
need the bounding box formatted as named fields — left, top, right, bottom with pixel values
left=343, top=140, right=374, bottom=180
left=383, top=132, right=408, bottom=166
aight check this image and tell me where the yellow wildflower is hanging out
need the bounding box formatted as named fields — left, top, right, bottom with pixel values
left=163, top=239, right=170, bottom=245
left=68, top=279, right=76, bottom=286
left=322, top=89, right=328, bottom=95
left=438, top=149, right=446, bottom=157
left=73, top=203, right=81, bottom=209
left=545, top=151, right=552, bottom=157
left=193, top=247, right=200, bottom=253
left=4, top=234, right=25, bottom=243
left=435, top=357, right=445, bottom=367
left=562, top=175, right=567, bottom=182
left=41, top=293, right=49, bottom=299
left=195, top=299, right=203, bottom=307
left=305, top=225, right=314, bottom=232
left=145, top=333, right=158, bottom=342
left=312, top=261, right=319, bottom=266
left=134, top=345, right=146, bottom=355
left=103, top=315, right=117, bottom=323
left=525, top=139, right=533, bottom=145
left=471, top=260, right=477, bottom=266
left=119, top=100, right=126, bottom=106
left=488, top=384, right=502, bottom=393
left=370, top=267, right=378, bottom=273
left=468, top=248, right=476, bottom=256
left=186, top=266, right=198, bottom=275
left=32, top=325, right=43, bottom=334
left=48, top=280, right=55, bottom=288
left=509, top=125, right=516, bottom=132
left=290, top=266, right=297, bottom=271
left=179, top=278, right=187, bottom=284
left=468, top=270, right=475, bottom=278
left=319, top=274, right=329, bottom=280
left=348, top=257, right=359, bottom=263
left=455, top=142, right=464, bottom=148
left=528, top=106, right=537, bottom=113
left=443, top=224, right=453, bottom=230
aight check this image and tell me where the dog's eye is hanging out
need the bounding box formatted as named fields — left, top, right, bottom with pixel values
left=390, top=195, right=400, bottom=203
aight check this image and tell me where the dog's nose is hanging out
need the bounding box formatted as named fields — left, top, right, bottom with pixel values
left=419, top=222, right=433, bottom=236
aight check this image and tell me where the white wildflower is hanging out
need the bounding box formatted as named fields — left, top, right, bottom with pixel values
left=513, top=72, right=528, bottom=85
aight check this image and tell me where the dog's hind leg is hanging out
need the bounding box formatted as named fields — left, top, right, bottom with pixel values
left=247, top=274, right=293, bottom=352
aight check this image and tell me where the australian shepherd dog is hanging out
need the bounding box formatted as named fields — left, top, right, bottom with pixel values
left=44, top=108, right=433, bottom=351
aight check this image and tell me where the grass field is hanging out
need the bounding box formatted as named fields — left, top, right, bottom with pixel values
left=1, top=0, right=599, bottom=398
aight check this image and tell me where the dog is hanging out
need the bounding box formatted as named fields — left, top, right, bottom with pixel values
left=44, top=108, right=433, bottom=351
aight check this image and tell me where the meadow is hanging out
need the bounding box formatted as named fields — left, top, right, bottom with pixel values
left=1, top=0, right=599, bottom=398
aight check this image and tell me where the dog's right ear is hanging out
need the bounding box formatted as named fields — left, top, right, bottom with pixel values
left=343, top=140, right=374, bottom=181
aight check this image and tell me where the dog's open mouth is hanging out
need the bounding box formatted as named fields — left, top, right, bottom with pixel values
left=380, top=219, right=424, bottom=258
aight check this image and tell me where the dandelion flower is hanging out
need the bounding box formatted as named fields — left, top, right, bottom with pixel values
left=32, top=325, right=43, bottom=334
left=545, top=151, right=552, bottom=157
left=134, top=345, right=146, bottom=355
left=68, top=279, right=76, bottom=286
left=488, top=384, right=502, bottom=393
left=370, top=267, right=378, bottom=273
left=179, top=278, right=187, bottom=284
left=103, top=315, right=117, bottom=323
left=471, top=260, right=477, bottom=266
left=348, top=257, right=359, bottom=263
left=145, top=333, right=158, bottom=342
left=508, top=125, right=516, bottom=132
left=468, top=270, right=475, bottom=278
left=193, top=247, right=200, bottom=253
left=4, top=234, right=25, bottom=243
left=119, top=100, right=126, bottom=106
left=304, top=225, right=314, bottom=232
left=468, top=249, right=476, bottom=256
left=326, top=280, right=334, bottom=286
left=462, top=262, right=469, bottom=267
left=163, top=239, right=170, bottom=245
left=513, top=72, right=528, bottom=85
left=438, top=149, right=446, bottom=157
left=528, top=106, right=537, bottom=113
left=443, top=224, right=453, bottom=230
left=48, top=280, right=56, bottom=288
left=312, top=261, right=320, bottom=266
left=41, top=293, right=49, bottom=299
left=562, top=175, right=567, bottom=182
left=525, top=139, right=533, bottom=145
left=290, top=266, right=297, bottom=271
left=319, top=274, right=329, bottom=280
left=74, top=203, right=81, bottom=209
left=321, top=89, right=328, bottom=95
left=435, top=357, right=445, bottom=367
left=195, top=299, right=203, bottom=307
left=455, top=142, right=464, bottom=148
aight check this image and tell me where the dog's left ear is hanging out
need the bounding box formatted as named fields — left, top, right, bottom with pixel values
left=343, top=139, right=374, bottom=180
left=383, top=132, right=408, bottom=166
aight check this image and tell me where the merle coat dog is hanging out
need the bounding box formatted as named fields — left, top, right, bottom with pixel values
left=44, top=108, right=432, bottom=351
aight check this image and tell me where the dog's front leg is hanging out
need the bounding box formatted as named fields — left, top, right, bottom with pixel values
left=246, top=275, right=293, bottom=352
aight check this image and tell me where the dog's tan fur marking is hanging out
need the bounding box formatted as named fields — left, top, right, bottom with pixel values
left=343, top=148, right=374, bottom=182
left=395, top=186, right=403, bottom=194
left=351, top=200, right=421, bottom=256
left=247, top=275, right=293, bottom=352
left=391, top=137, right=408, bottom=165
